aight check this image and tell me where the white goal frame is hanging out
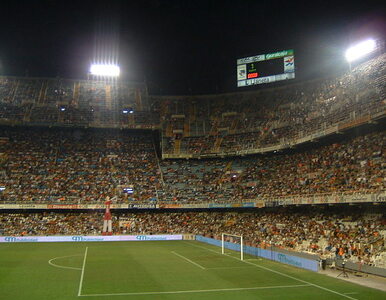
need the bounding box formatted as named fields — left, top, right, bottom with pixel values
left=221, top=233, right=244, bottom=260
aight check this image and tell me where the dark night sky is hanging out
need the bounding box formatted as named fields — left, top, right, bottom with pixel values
left=1, top=0, right=385, bottom=95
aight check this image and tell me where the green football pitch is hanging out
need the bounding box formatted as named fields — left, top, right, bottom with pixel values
left=0, top=240, right=385, bottom=300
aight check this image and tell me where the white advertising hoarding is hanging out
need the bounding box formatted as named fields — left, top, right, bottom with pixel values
left=0, top=235, right=183, bottom=243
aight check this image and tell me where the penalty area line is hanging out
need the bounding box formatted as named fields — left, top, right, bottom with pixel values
left=185, top=242, right=359, bottom=300
left=171, top=251, right=206, bottom=270
left=206, top=266, right=255, bottom=270
left=79, top=284, right=310, bottom=297
left=78, top=247, right=89, bottom=297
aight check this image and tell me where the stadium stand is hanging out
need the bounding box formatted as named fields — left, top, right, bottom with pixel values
left=0, top=77, right=155, bottom=129
left=159, top=53, right=385, bottom=158
left=0, top=53, right=385, bottom=159
left=0, top=127, right=161, bottom=204
left=0, top=125, right=384, bottom=204
left=159, top=130, right=384, bottom=203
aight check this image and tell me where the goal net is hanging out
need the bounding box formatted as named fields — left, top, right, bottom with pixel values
left=221, top=233, right=244, bottom=260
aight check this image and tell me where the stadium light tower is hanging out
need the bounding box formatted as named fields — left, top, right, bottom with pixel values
left=345, top=39, right=376, bottom=63
left=89, top=63, right=120, bottom=77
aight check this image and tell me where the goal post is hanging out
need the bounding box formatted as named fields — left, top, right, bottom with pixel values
left=221, top=233, right=244, bottom=260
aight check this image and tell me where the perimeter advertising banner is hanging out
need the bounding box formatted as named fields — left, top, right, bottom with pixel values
left=0, top=235, right=183, bottom=243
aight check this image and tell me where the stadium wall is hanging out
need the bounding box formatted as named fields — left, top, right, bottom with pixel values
left=195, top=235, right=319, bottom=272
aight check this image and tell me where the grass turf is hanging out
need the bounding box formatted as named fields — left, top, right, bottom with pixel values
left=0, top=240, right=385, bottom=299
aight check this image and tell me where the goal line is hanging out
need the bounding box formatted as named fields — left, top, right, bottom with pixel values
left=221, top=233, right=244, bottom=261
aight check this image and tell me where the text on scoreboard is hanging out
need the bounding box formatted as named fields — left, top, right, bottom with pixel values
left=237, top=49, right=295, bottom=87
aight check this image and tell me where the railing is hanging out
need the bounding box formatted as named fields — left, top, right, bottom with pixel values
left=1, top=190, right=384, bottom=208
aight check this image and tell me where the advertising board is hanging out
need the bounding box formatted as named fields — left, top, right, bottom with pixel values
left=0, top=235, right=183, bottom=243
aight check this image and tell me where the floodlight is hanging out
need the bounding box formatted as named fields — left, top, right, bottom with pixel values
left=345, top=39, right=376, bottom=62
left=90, top=64, right=120, bottom=77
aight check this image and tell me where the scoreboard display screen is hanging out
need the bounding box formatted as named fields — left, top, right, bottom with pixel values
left=237, top=49, right=295, bottom=87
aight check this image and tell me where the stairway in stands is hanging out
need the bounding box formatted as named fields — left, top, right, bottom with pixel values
left=38, top=81, right=48, bottom=104
left=174, top=139, right=181, bottom=155
left=72, top=82, right=80, bottom=107
left=105, top=85, right=112, bottom=110
left=213, top=136, right=223, bottom=152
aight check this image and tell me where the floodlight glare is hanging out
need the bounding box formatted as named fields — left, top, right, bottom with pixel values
left=345, top=39, right=376, bottom=62
left=90, top=64, right=120, bottom=77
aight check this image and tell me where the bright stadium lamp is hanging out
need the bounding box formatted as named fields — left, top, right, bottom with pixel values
left=90, top=64, right=120, bottom=77
left=345, top=39, right=376, bottom=62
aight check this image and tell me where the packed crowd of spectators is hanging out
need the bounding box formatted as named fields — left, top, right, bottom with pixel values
left=1, top=206, right=384, bottom=267
left=0, top=212, right=101, bottom=236
left=161, top=53, right=386, bottom=156
left=160, top=130, right=385, bottom=203
left=0, top=54, right=385, bottom=204
left=0, top=126, right=384, bottom=204
left=0, top=127, right=161, bottom=204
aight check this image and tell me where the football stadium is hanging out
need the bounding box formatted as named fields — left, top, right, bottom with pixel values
left=1, top=1, right=385, bottom=299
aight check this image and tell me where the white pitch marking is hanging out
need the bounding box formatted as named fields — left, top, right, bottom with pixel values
left=344, top=292, right=359, bottom=295
left=78, top=247, right=89, bottom=297
left=79, top=284, right=310, bottom=297
left=206, top=266, right=255, bottom=270
left=185, top=242, right=359, bottom=300
left=48, top=254, right=82, bottom=271
left=171, top=251, right=206, bottom=270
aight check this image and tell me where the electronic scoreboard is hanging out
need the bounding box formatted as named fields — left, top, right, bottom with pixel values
left=237, top=49, right=295, bottom=87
